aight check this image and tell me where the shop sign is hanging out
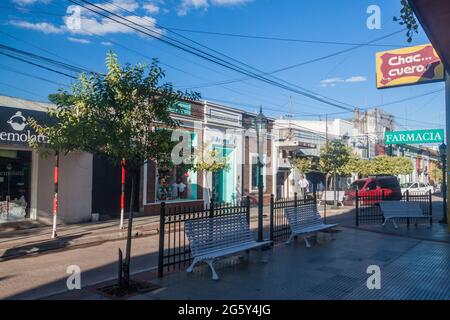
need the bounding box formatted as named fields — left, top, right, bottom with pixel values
left=376, top=44, right=445, bottom=89
left=384, top=129, right=444, bottom=145
left=170, top=101, right=192, bottom=115
left=0, top=106, right=50, bottom=146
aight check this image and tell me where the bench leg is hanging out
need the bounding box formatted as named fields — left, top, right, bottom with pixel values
left=392, top=219, right=399, bottom=229
left=205, top=259, right=219, bottom=281
left=303, top=235, right=311, bottom=248
left=285, top=233, right=295, bottom=245
left=186, top=257, right=200, bottom=273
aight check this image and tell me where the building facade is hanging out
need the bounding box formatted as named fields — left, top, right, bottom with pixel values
left=0, top=96, right=93, bottom=225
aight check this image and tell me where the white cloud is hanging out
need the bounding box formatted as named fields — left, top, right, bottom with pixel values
left=67, top=37, right=91, bottom=44
left=211, top=0, right=252, bottom=6
left=12, top=0, right=51, bottom=5
left=320, top=76, right=367, bottom=87
left=345, top=76, right=367, bottom=83
left=143, top=3, right=160, bottom=14
left=9, top=20, right=63, bottom=34
left=177, top=0, right=251, bottom=15
left=64, top=14, right=163, bottom=37
left=101, top=41, right=113, bottom=46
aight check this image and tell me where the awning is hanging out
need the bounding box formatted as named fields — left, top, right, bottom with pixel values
left=409, top=0, right=450, bottom=71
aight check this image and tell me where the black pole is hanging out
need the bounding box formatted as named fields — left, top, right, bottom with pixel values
left=441, top=154, right=447, bottom=224
left=269, top=194, right=274, bottom=242
left=123, top=170, right=135, bottom=288
left=157, top=202, right=166, bottom=278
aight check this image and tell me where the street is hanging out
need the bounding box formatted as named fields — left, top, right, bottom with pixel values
left=0, top=234, right=159, bottom=299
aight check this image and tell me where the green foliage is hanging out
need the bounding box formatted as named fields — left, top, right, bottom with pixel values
left=348, top=155, right=414, bottom=177
left=29, top=51, right=200, bottom=172
left=194, top=149, right=230, bottom=173
left=430, top=166, right=442, bottom=183
left=291, top=156, right=320, bottom=174
left=319, top=140, right=353, bottom=175
left=394, top=0, right=419, bottom=42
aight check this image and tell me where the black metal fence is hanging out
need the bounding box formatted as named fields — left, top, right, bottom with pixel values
left=158, top=198, right=250, bottom=277
left=355, top=190, right=432, bottom=226
left=269, top=192, right=317, bottom=243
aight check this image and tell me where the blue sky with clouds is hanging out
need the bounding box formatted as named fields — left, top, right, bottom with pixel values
left=0, top=0, right=446, bottom=130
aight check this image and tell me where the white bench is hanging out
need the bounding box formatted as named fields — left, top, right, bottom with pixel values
left=380, top=201, right=430, bottom=229
left=284, top=204, right=338, bottom=247
left=319, top=191, right=345, bottom=206
left=185, top=213, right=271, bottom=280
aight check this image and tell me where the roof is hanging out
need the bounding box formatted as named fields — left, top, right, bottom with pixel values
left=0, top=95, right=54, bottom=112
left=409, top=0, right=450, bottom=71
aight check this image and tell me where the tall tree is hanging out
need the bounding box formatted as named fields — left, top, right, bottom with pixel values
left=30, top=51, right=199, bottom=288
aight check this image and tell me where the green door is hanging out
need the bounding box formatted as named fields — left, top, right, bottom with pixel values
left=212, top=146, right=235, bottom=203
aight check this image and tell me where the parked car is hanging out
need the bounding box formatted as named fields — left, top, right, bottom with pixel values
left=344, top=176, right=402, bottom=205
left=400, top=182, right=434, bottom=195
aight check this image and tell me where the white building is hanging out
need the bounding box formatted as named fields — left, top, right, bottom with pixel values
left=0, top=95, right=93, bottom=225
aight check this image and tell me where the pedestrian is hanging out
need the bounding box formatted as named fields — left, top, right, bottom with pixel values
left=298, top=175, right=309, bottom=198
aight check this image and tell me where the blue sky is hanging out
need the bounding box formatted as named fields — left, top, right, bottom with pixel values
left=0, top=0, right=446, bottom=131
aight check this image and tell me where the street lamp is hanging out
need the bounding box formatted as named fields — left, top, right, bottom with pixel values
left=439, top=143, right=447, bottom=224
left=255, top=106, right=268, bottom=242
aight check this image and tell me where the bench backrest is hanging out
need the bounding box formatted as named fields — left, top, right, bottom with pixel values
left=321, top=191, right=345, bottom=201
left=284, top=203, right=323, bottom=230
left=380, top=201, right=424, bottom=216
left=185, top=213, right=254, bottom=256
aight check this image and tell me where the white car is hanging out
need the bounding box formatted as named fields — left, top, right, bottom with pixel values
left=400, top=182, right=434, bottom=195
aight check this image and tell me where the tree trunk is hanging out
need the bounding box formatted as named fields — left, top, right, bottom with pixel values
left=123, top=169, right=136, bottom=288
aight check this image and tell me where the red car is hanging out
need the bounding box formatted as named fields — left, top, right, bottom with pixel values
left=344, top=176, right=402, bottom=205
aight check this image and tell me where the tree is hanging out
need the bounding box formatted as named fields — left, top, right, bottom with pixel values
left=394, top=0, right=419, bottom=42
left=291, top=157, right=315, bottom=175
left=30, top=51, right=199, bottom=290
left=347, top=156, right=414, bottom=177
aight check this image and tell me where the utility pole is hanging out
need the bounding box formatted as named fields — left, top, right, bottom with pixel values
left=324, top=114, right=328, bottom=222
left=445, top=70, right=450, bottom=228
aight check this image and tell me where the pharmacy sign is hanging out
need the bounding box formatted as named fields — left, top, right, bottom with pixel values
left=384, top=129, right=444, bottom=145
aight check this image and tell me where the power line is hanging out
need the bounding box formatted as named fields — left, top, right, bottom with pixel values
left=0, top=50, right=78, bottom=79
left=166, top=27, right=407, bottom=48
left=70, top=0, right=355, bottom=112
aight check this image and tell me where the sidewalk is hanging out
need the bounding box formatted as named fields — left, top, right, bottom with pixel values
left=0, top=215, right=160, bottom=260
left=45, top=225, right=450, bottom=300
left=0, top=205, right=352, bottom=260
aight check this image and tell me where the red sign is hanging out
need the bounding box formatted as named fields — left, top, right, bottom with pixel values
left=376, top=44, right=445, bottom=89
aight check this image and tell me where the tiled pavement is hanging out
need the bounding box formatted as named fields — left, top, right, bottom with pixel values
left=139, top=226, right=450, bottom=300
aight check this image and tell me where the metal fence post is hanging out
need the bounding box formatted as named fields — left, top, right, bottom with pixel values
left=381, top=189, right=385, bottom=224
left=246, top=196, right=251, bottom=227
left=158, top=202, right=166, bottom=278
left=355, top=190, right=359, bottom=226
left=294, top=192, right=298, bottom=208
left=429, top=189, right=433, bottom=226
left=406, top=190, right=410, bottom=227
left=210, top=199, right=215, bottom=218
left=269, top=194, right=274, bottom=241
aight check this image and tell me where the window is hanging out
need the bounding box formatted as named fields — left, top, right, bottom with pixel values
left=155, top=131, right=198, bottom=202
left=156, top=165, right=196, bottom=201
left=366, top=181, right=377, bottom=190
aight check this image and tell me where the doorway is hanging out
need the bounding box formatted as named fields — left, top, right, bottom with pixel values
left=0, top=149, right=32, bottom=222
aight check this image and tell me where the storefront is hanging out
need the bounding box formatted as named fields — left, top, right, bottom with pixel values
left=204, top=102, right=244, bottom=204
left=142, top=100, right=205, bottom=215
left=0, top=96, right=93, bottom=225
